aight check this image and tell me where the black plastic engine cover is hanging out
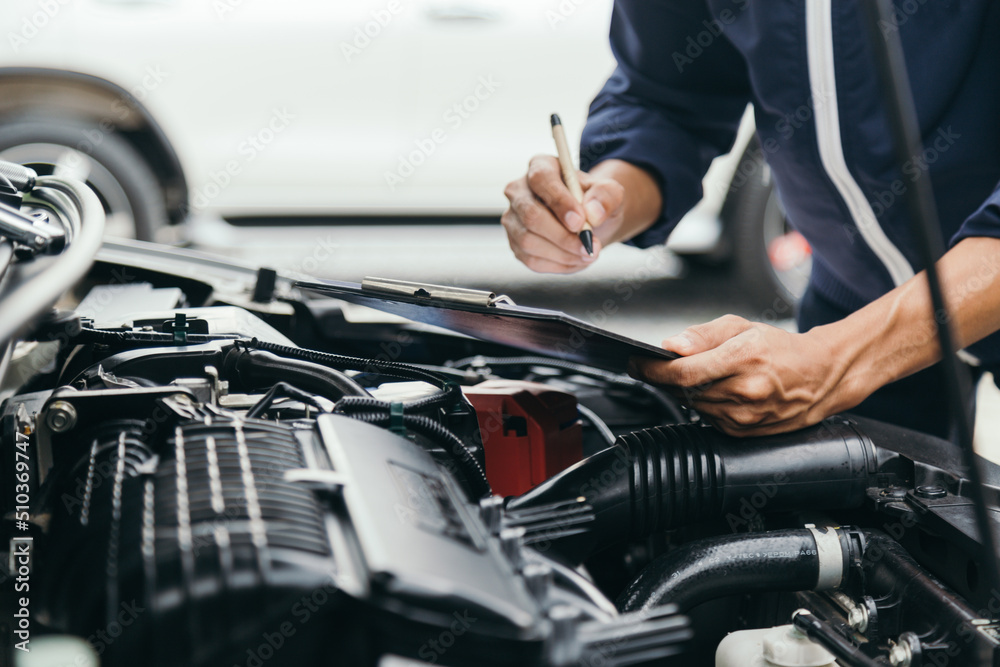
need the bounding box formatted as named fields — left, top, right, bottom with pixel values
left=37, top=412, right=546, bottom=667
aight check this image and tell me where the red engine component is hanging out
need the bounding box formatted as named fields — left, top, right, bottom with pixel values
left=463, top=379, right=583, bottom=496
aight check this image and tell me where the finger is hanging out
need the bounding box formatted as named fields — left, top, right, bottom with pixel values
left=630, top=348, right=738, bottom=390
left=527, top=155, right=587, bottom=233
left=578, top=175, right=624, bottom=230
left=509, top=242, right=588, bottom=273
left=661, top=314, right=755, bottom=356
left=502, top=211, right=590, bottom=273
left=507, top=189, right=596, bottom=260
left=518, top=228, right=595, bottom=267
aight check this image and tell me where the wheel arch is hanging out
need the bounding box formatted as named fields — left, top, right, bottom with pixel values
left=0, top=67, right=189, bottom=224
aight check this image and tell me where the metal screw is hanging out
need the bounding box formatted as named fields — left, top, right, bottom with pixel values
left=888, top=639, right=912, bottom=667
left=45, top=401, right=77, bottom=433
left=847, top=605, right=868, bottom=633
left=479, top=496, right=505, bottom=535
left=916, top=485, right=947, bottom=499
left=522, top=562, right=554, bottom=605
left=500, top=527, right=526, bottom=570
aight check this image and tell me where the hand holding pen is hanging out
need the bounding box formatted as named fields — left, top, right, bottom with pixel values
left=500, top=115, right=633, bottom=274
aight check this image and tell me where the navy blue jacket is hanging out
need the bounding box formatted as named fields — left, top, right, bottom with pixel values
left=580, top=0, right=1000, bottom=365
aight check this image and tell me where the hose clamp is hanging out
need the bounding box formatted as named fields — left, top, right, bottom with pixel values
left=807, top=524, right=844, bottom=590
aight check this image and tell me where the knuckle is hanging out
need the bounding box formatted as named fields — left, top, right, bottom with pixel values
left=682, top=326, right=710, bottom=347
left=500, top=210, right=522, bottom=238
left=503, top=180, right=517, bottom=201
left=739, top=377, right=771, bottom=403
left=504, top=177, right=529, bottom=202
left=729, top=408, right=759, bottom=427
left=520, top=204, right=539, bottom=230
left=673, top=364, right=697, bottom=387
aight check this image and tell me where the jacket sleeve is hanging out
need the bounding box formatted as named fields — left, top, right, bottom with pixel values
left=579, top=0, right=752, bottom=248
left=950, top=182, right=1000, bottom=247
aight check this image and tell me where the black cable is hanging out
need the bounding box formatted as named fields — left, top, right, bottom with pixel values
left=245, top=382, right=326, bottom=419
left=792, top=610, right=887, bottom=667
left=450, top=355, right=685, bottom=423
left=577, top=403, right=617, bottom=446
left=241, top=338, right=454, bottom=388
left=861, top=0, right=1000, bottom=598
left=343, top=409, right=491, bottom=499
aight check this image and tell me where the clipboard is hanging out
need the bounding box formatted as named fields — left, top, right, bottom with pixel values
left=295, top=277, right=678, bottom=372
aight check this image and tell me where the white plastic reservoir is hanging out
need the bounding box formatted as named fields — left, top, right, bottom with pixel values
left=716, top=624, right=838, bottom=667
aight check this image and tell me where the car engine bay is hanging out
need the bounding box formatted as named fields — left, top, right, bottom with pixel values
left=2, top=167, right=1000, bottom=667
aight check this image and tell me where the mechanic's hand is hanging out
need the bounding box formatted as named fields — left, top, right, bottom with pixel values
left=629, top=315, right=853, bottom=437
left=502, top=155, right=625, bottom=273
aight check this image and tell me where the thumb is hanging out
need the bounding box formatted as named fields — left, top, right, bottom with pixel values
left=579, top=173, right=624, bottom=229
left=662, top=315, right=754, bottom=356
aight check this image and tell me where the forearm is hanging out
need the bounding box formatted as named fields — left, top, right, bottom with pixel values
left=587, top=159, right=663, bottom=244
left=815, top=236, right=1000, bottom=409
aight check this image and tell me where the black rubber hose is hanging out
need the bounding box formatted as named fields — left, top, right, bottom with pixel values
left=618, top=529, right=828, bottom=613
left=237, top=337, right=461, bottom=411
left=239, top=338, right=453, bottom=388
left=227, top=348, right=369, bottom=400
left=507, top=419, right=876, bottom=563
left=345, top=410, right=491, bottom=499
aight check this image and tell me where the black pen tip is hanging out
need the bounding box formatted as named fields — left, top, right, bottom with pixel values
left=579, top=229, right=594, bottom=256
left=550, top=113, right=562, bottom=127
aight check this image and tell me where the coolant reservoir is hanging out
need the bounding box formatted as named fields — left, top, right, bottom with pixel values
left=716, top=624, right=837, bottom=667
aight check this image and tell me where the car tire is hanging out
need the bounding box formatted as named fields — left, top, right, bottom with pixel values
left=721, top=136, right=812, bottom=315
left=0, top=120, right=167, bottom=240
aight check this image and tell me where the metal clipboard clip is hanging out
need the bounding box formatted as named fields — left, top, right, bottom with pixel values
left=361, top=276, right=515, bottom=308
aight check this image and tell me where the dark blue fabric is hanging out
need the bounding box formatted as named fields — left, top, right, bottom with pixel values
left=580, top=0, right=1000, bottom=365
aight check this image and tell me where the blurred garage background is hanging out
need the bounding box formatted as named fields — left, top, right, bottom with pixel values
left=2, top=0, right=995, bottom=449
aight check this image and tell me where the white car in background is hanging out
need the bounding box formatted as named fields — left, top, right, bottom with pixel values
left=0, top=0, right=807, bottom=308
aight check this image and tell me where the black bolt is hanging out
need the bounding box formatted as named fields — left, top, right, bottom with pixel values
left=915, top=485, right=947, bottom=499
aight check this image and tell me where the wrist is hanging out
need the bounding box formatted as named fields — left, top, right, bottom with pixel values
left=588, top=159, right=663, bottom=244
left=804, top=316, right=884, bottom=414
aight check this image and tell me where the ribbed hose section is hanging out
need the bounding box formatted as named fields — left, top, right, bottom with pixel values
left=618, top=529, right=829, bottom=613
left=617, top=425, right=724, bottom=540
left=508, top=419, right=875, bottom=564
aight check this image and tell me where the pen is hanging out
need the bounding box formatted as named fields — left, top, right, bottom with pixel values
left=550, top=113, right=594, bottom=256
